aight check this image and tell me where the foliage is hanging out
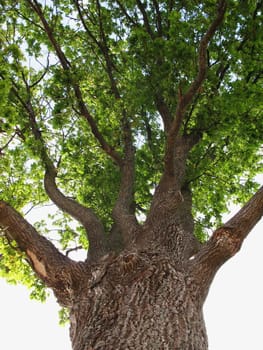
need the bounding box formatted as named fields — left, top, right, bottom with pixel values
left=0, top=0, right=262, bottom=305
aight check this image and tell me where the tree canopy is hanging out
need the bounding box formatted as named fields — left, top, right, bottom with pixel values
left=0, top=0, right=262, bottom=302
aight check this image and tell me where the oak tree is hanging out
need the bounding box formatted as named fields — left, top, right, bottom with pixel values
left=0, top=0, right=262, bottom=349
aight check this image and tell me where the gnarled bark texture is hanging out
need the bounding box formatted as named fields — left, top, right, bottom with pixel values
left=68, top=252, right=208, bottom=350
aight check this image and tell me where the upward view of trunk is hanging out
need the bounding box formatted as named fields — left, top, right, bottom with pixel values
left=0, top=0, right=262, bottom=349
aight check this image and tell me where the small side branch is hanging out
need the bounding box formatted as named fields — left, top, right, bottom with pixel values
left=27, top=0, right=70, bottom=71
left=152, top=0, right=163, bottom=35
left=0, top=132, right=17, bottom=154
left=73, top=85, right=123, bottom=166
left=73, top=0, right=120, bottom=99
left=115, top=0, right=137, bottom=26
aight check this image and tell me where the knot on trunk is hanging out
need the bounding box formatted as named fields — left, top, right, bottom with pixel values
left=118, top=252, right=141, bottom=273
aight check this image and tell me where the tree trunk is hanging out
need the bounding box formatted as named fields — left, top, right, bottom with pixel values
left=67, top=251, right=208, bottom=350
left=1, top=1, right=263, bottom=348
left=1, top=185, right=263, bottom=349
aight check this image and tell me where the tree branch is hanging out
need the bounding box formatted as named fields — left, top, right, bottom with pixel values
left=164, top=0, right=227, bottom=176
left=10, top=81, right=107, bottom=261
left=224, top=186, right=263, bottom=238
left=0, top=132, right=17, bottom=154
left=27, top=0, right=122, bottom=166
left=27, top=0, right=70, bottom=70
left=95, top=0, right=121, bottom=99
left=188, top=185, right=263, bottom=302
left=28, top=0, right=140, bottom=248
left=0, top=201, right=77, bottom=306
left=115, top=0, right=137, bottom=26
left=155, top=95, right=173, bottom=133
left=148, top=132, right=201, bottom=224
left=44, top=170, right=107, bottom=261
left=73, top=85, right=123, bottom=166
left=135, top=0, right=154, bottom=38
left=74, top=0, right=121, bottom=100
left=112, top=116, right=140, bottom=246
left=152, top=0, right=163, bottom=35
left=73, top=0, right=139, bottom=245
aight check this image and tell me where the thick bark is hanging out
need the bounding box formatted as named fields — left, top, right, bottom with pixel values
left=68, top=251, right=208, bottom=350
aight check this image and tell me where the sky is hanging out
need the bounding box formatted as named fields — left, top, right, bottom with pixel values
left=1, top=201, right=263, bottom=349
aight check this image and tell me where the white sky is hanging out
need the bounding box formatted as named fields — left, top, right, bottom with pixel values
left=1, top=201, right=263, bottom=349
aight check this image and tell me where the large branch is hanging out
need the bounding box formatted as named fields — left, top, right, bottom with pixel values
left=0, top=201, right=77, bottom=306
left=28, top=0, right=139, bottom=248
left=27, top=0, right=122, bottom=166
left=11, top=81, right=107, bottom=262
left=44, top=170, right=107, bottom=261
left=188, top=185, right=263, bottom=303
left=164, top=0, right=227, bottom=176
left=112, top=161, right=139, bottom=247
left=148, top=133, right=201, bottom=222
left=73, top=0, right=139, bottom=245
left=224, top=186, right=263, bottom=238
